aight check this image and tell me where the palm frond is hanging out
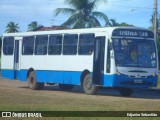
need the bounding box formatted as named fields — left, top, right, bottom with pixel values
left=64, top=0, right=86, bottom=10
left=61, top=13, right=80, bottom=27
left=73, top=20, right=85, bottom=28
left=92, top=12, right=109, bottom=25
left=55, top=8, right=76, bottom=16
left=89, top=16, right=101, bottom=27
left=28, top=21, right=41, bottom=31
left=5, top=22, right=20, bottom=33
left=92, top=0, right=107, bottom=8
left=109, top=19, right=119, bottom=26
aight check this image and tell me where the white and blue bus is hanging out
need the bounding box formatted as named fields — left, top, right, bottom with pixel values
left=1, top=27, right=158, bottom=96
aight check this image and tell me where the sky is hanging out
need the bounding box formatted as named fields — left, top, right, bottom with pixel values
left=0, top=0, right=159, bottom=35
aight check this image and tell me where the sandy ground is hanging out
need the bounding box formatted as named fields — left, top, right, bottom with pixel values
left=0, top=77, right=160, bottom=111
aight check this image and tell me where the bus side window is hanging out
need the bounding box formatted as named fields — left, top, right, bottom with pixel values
left=78, top=33, right=95, bottom=55
left=35, top=35, right=48, bottom=55
left=3, top=37, right=14, bottom=55
left=107, top=41, right=111, bottom=73
left=22, top=36, right=34, bottom=55
left=48, top=35, right=62, bottom=55
left=63, top=34, right=78, bottom=55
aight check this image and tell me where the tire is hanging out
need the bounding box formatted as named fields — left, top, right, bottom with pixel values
left=27, top=71, right=44, bottom=90
left=59, top=84, right=74, bottom=91
left=83, top=74, right=97, bottom=95
left=119, top=88, right=133, bottom=97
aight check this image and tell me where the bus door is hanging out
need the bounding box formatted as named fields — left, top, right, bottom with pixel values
left=93, top=36, right=105, bottom=85
left=14, top=37, right=21, bottom=79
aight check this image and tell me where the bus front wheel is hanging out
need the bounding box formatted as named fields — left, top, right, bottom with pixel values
left=83, top=74, right=97, bottom=95
left=27, top=71, right=44, bottom=90
left=119, top=88, right=133, bottom=97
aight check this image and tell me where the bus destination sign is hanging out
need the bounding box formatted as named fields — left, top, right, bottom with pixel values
left=112, top=29, right=154, bottom=38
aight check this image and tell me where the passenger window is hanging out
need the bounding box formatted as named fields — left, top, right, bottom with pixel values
left=22, top=36, right=34, bottom=55
left=3, top=37, right=14, bottom=55
left=63, top=34, right=78, bottom=55
left=35, top=35, right=48, bottom=55
left=48, top=35, right=62, bottom=55
left=78, top=34, right=95, bottom=55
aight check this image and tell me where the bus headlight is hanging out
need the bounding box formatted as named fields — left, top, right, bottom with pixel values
left=152, top=74, right=156, bottom=77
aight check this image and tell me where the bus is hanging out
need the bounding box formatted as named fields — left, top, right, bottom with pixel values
left=1, top=27, right=158, bottom=96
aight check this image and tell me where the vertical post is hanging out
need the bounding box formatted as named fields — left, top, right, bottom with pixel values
left=154, top=0, right=158, bottom=42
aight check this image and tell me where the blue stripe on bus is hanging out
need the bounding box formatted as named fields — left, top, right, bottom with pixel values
left=104, top=74, right=158, bottom=88
left=1, top=69, right=81, bottom=85
left=1, top=69, right=158, bottom=88
left=1, top=69, right=15, bottom=80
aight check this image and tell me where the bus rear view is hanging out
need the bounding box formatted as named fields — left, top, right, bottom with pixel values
left=108, top=28, right=158, bottom=96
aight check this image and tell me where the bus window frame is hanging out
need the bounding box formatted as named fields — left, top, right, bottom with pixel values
left=48, top=34, right=62, bottom=55
left=63, top=34, right=78, bottom=55
left=78, top=33, right=95, bottom=55
left=22, top=36, right=35, bottom=55
left=34, top=35, right=48, bottom=55
left=3, top=37, right=15, bottom=56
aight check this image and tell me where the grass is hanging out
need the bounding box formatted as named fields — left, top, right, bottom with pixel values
left=0, top=75, right=160, bottom=120
left=157, top=75, right=160, bottom=88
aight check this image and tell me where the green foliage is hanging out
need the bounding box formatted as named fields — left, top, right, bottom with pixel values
left=149, top=16, right=160, bottom=30
left=158, top=76, right=160, bottom=88
left=5, top=22, right=20, bottom=33
left=55, top=0, right=109, bottom=28
left=109, top=19, right=134, bottom=27
left=28, top=21, right=42, bottom=31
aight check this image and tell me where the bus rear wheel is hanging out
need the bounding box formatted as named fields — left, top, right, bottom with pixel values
left=119, top=88, right=133, bottom=97
left=27, top=71, right=44, bottom=90
left=59, top=84, right=74, bottom=91
left=83, top=74, right=97, bottom=95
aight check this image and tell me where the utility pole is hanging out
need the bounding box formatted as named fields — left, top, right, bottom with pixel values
left=154, top=0, right=158, bottom=42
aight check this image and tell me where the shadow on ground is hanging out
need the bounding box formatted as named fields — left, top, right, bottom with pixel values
left=20, top=84, right=160, bottom=99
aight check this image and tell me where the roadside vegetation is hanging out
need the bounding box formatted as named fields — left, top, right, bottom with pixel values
left=158, top=75, right=160, bottom=88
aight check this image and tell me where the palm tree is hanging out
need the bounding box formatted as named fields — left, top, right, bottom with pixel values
left=119, top=22, right=134, bottom=27
left=109, top=19, right=120, bottom=26
left=55, top=0, right=109, bottom=28
left=28, top=21, right=42, bottom=31
left=109, top=19, right=134, bottom=27
left=5, top=22, right=20, bottom=33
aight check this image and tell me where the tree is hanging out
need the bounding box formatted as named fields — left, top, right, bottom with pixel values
left=149, top=15, right=160, bottom=30
left=55, top=0, right=109, bottom=28
left=5, top=22, right=20, bottom=33
left=109, top=19, right=134, bottom=27
left=28, top=21, right=42, bottom=31
left=149, top=15, right=160, bottom=68
left=109, top=19, right=120, bottom=26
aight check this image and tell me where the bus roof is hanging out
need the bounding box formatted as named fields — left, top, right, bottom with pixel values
left=3, top=27, right=153, bottom=39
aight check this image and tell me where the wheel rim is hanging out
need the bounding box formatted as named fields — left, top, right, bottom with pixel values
left=85, top=79, right=92, bottom=89
left=28, top=72, right=36, bottom=86
left=30, top=76, right=34, bottom=85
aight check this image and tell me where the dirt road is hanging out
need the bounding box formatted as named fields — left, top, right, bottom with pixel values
left=0, top=77, right=160, bottom=111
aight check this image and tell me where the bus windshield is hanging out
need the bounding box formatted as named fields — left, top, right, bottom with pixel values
left=112, top=39, right=157, bottom=68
